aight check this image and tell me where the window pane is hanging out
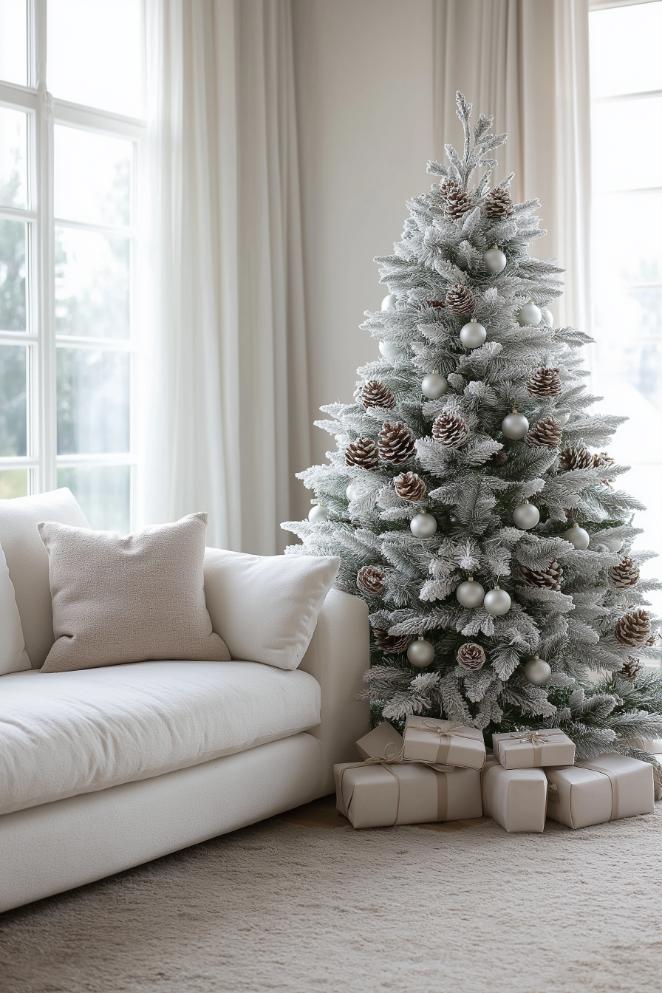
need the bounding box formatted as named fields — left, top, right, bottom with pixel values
left=0, top=0, right=27, bottom=86
left=0, top=106, right=27, bottom=209
left=593, top=191, right=662, bottom=288
left=592, top=95, right=662, bottom=193
left=54, top=127, right=132, bottom=229
left=55, top=227, right=130, bottom=339
left=0, top=467, right=28, bottom=498
left=57, top=464, right=131, bottom=532
left=57, top=347, right=130, bottom=455
left=590, top=3, right=662, bottom=99
left=48, top=0, right=143, bottom=117
left=0, top=344, right=26, bottom=456
left=0, top=219, right=27, bottom=332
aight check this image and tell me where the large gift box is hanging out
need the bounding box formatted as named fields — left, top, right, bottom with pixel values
left=492, top=728, right=575, bottom=769
left=403, top=716, right=486, bottom=770
left=482, top=757, right=547, bottom=833
left=546, top=754, right=655, bottom=829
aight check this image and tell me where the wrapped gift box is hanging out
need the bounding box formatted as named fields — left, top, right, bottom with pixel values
left=546, top=754, right=655, bottom=829
left=492, top=728, right=575, bottom=770
left=356, top=722, right=404, bottom=761
left=403, top=716, right=486, bottom=770
left=334, top=761, right=482, bottom=829
left=482, top=757, right=547, bottom=833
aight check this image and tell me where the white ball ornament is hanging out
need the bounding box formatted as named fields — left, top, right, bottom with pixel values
left=456, top=579, right=486, bottom=609
left=381, top=293, right=397, bottom=312
left=599, top=533, right=623, bottom=553
left=308, top=502, right=328, bottom=524
left=407, top=637, right=435, bottom=669
left=556, top=410, right=571, bottom=427
left=484, top=586, right=512, bottom=616
left=563, top=523, right=590, bottom=550
left=524, top=656, right=552, bottom=685
left=513, top=502, right=540, bottom=530
left=484, top=245, right=507, bottom=275
left=501, top=411, right=529, bottom=440
left=421, top=371, right=448, bottom=400
left=379, top=340, right=403, bottom=365
left=345, top=481, right=362, bottom=502
left=410, top=512, right=438, bottom=539
left=518, top=300, right=542, bottom=326
left=460, top=318, right=487, bottom=350
left=540, top=306, right=554, bottom=327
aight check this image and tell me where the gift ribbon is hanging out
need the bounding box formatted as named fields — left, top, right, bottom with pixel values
left=339, top=748, right=454, bottom=826
left=509, top=729, right=565, bottom=765
left=580, top=760, right=621, bottom=821
left=408, top=718, right=481, bottom=765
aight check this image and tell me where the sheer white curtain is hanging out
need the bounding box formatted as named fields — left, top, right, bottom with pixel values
left=433, top=0, right=591, bottom=329
left=139, top=0, right=310, bottom=552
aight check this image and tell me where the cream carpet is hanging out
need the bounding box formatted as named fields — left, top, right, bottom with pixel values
left=2, top=800, right=662, bottom=993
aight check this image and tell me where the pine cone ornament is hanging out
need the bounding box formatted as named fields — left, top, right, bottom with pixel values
left=609, top=556, right=640, bottom=589
left=527, top=367, right=561, bottom=398
left=445, top=284, right=474, bottom=318
left=485, top=186, right=513, bottom=219
left=427, top=299, right=446, bottom=310
left=356, top=565, right=385, bottom=596
left=373, top=628, right=409, bottom=655
left=432, top=412, right=469, bottom=448
left=457, top=642, right=486, bottom=671
left=593, top=451, right=615, bottom=469
left=615, top=609, right=651, bottom=648
left=378, top=421, right=416, bottom=465
left=620, top=656, right=642, bottom=681
left=441, top=179, right=472, bottom=219
left=520, top=560, right=563, bottom=590
left=361, top=380, right=395, bottom=410
left=394, top=471, right=427, bottom=502
left=559, top=445, right=594, bottom=471
left=527, top=416, right=562, bottom=449
left=345, top=437, right=378, bottom=469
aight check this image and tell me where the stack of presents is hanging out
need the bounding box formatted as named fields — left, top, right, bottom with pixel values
left=335, top=717, right=655, bottom=832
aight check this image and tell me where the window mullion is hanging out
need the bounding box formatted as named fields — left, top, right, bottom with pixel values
left=35, top=85, right=57, bottom=493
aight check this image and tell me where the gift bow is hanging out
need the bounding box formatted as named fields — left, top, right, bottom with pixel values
left=412, top=718, right=478, bottom=742
left=512, top=730, right=551, bottom=746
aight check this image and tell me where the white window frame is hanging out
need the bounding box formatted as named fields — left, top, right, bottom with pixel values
left=0, top=0, right=144, bottom=524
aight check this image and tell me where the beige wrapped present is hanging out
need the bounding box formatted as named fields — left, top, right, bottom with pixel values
left=482, top=756, right=547, bottom=833
left=403, top=716, right=486, bottom=770
left=546, top=754, right=655, bottom=829
left=492, top=728, right=575, bottom=769
left=356, top=722, right=404, bottom=761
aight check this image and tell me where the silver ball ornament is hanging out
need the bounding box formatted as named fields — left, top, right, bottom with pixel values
left=381, top=293, right=397, bottom=312
left=407, top=637, right=435, bottom=669
left=484, top=245, right=507, bottom=275
left=501, top=411, right=529, bottom=440
left=556, top=410, right=571, bottom=427
left=379, top=340, right=403, bottom=365
left=484, top=587, right=512, bottom=616
left=410, top=512, right=437, bottom=538
left=518, top=300, right=542, bottom=326
left=513, top=502, right=540, bottom=530
left=308, top=502, right=328, bottom=524
left=456, top=579, right=485, bottom=609
left=563, top=523, right=590, bottom=550
left=421, top=372, right=448, bottom=400
left=540, top=306, right=554, bottom=327
left=524, top=656, right=552, bottom=685
left=345, top=481, right=362, bottom=502
left=460, top=318, right=487, bottom=350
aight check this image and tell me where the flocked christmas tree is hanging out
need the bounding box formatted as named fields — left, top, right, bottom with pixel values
left=283, top=93, right=662, bottom=785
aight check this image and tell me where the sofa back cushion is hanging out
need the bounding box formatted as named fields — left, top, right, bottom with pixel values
left=203, top=548, right=339, bottom=670
left=0, top=544, right=30, bottom=675
left=39, top=513, right=230, bottom=672
left=0, top=488, right=90, bottom=668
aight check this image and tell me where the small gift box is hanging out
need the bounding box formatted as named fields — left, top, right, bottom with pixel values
left=356, top=722, right=404, bottom=761
left=492, top=728, right=575, bottom=769
left=482, top=756, right=547, bottom=833
left=546, top=754, right=655, bottom=829
left=403, top=716, right=486, bottom=770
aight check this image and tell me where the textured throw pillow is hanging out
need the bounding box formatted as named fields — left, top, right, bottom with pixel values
left=39, top=513, right=230, bottom=672
left=203, top=548, right=339, bottom=670
left=0, top=543, right=30, bottom=675
left=0, top=488, right=90, bottom=667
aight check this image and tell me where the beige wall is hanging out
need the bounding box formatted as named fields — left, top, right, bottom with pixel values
left=292, top=0, right=435, bottom=463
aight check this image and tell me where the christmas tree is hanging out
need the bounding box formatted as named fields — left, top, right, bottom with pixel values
left=283, top=93, right=662, bottom=783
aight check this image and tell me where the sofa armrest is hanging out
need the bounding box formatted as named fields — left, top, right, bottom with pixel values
left=299, top=588, right=370, bottom=794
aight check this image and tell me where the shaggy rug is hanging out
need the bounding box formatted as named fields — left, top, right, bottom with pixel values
left=2, top=800, right=662, bottom=993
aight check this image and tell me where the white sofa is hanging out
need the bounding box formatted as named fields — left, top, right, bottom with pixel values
left=0, top=498, right=370, bottom=913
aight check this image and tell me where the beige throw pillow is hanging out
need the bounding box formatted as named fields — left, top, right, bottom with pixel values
left=39, top=513, right=230, bottom=672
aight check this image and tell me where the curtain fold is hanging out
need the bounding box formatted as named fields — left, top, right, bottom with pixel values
left=433, top=0, right=591, bottom=329
left=139, top=0, right=309, bottom=552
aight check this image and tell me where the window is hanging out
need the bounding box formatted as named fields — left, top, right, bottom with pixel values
left=589, top=0, right=662, bottom=606
left=0, top=0, right=143, bottom=530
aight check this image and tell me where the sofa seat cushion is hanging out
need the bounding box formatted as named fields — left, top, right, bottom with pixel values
left=0, top=661, right=321, bottom=816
